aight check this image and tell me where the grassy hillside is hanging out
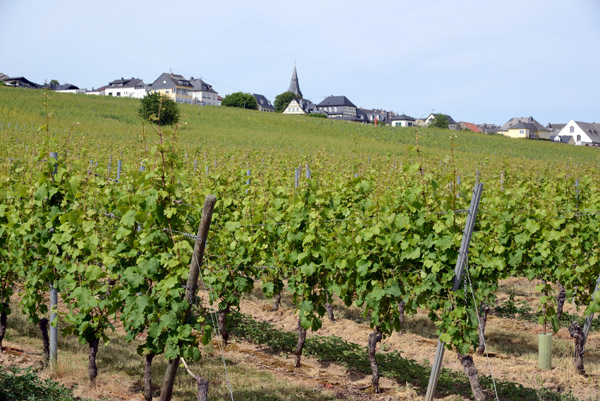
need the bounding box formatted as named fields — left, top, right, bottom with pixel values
left=1, top=86, right=597, bottom=174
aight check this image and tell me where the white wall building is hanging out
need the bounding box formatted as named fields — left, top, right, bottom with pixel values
left=555, top=120, right=600, bottom=146
left=190, top=78, right=220, bottom=106
left=390, top=114, right=416, bottom=127
left=105, top=77, right=148, bottom=98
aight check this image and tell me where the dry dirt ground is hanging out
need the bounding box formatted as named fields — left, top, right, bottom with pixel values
left=1, top=278, right=599, bottom=401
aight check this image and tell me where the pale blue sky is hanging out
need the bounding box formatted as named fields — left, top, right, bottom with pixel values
left=1, top=0, right=599, bottom=124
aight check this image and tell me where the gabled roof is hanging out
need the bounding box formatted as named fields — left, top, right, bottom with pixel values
left=108, top=77, right=145, bottom=88
left=574, top=121, right=600, bottom=143
left=360, top=108, right=397, bottom=123
left=252, top=94, right=274, bottom=109
left=460, top=122, right=481, bottom=133
left=190, top=78, right=217, bottom=93
left=0, top=73, right=9, bottom=81
left=3, top=76, right=41, bottom=88
left=150, top=73, right=193, bottom=90
left=427, top=113, right=456, bottom=124
left=509, top=122, right=538, bottom=131
left=87, top=85, right=107, bottom=92
left=500, top=116, right=549, bottom=132
left=317, top=95, right=356, bottom=108
left=356, top=109, right=369, bottom=123
left=288, top=66, right=302, bottom=97
left=390, top=114, right=415, bottom=121
left=288, top=97, right=317, bottom=113
left=53, top=83, right=79, bottom=91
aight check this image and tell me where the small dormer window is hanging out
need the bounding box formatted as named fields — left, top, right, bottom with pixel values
left=570, top=126, right=575, bottom=133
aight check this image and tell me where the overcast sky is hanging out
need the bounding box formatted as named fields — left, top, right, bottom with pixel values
left=1, top=0, right=599, bottom=124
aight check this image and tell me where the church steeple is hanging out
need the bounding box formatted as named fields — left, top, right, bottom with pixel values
left=288, top=66, right=302, bottom=97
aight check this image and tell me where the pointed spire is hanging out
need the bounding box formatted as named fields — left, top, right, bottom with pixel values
left=288, top=66, right=302, bottom=98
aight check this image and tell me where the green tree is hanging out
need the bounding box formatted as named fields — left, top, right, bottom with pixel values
left=49, top=79, right=60, bottom=86
left=274, top=91, right=298, bottom=113
left=430, top=114, right=449, bottom=129
left=221, top=92, right=257, bottom=110
left=138, top=92, right=180, bottom=126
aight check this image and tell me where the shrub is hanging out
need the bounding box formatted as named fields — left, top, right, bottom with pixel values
left=138, top=92, right=180, bottom=126
left=221, top=92, right=258, bottom=110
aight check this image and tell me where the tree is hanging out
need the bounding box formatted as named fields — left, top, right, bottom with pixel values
left=274, top=91, right=297, bottom=113
left=49, top=79, right=60, bottom=87
left=221, top=92, right=257, bottom=110
left=430, top=114, right=449, bottom=129
left=138, top=92, right=180, bottom=126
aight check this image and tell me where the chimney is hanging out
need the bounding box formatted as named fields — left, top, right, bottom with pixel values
left=529, top=116, right=533, bottom=123
left=190, top=76, right=194, bottom=80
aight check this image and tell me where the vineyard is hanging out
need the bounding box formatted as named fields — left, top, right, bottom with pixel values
left=0, top=86, right=600, bottom=401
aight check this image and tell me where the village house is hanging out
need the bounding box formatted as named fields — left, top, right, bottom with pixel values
left=547, top=123, right=566, bottom=141
left=477, top=123, right=500, bottom=134
left=317, top=96, right=361, bottom=120
left=1, top=76, right=41, bottom=89
left=390, top=114, right=416, bottom=127
left=498, top=116, right=551, bottom=139
left=46, top=83, right=80, bottom=94
left=283, top=97, right=318, bottom=114
left=360, top=109, right=397, bottom=124
left=554, top=120, right=600, bottom=146
left=150, top=73, right=194, bottom=104
left=190, top=78, right=219, bottom=106
left=104, top=77, right=148, bottom=98
left=423, top=113, right=459, bottom=130
left=253, top=94, right=274, bottom=112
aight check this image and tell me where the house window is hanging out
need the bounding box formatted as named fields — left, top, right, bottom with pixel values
left=577, top=135, right=581, bottom=142
left=117, top=92, right=121, bottom=96
left=570, top=126, right=575, bottom=133
left=334, top=107, right=338, bottom=112
left=519, top=129, right=524, bottom=134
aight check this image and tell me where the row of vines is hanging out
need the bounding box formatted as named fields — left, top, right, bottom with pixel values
left=1, top=118, right=600, bottom=401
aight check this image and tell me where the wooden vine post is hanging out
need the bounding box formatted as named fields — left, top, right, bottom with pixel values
left=159, top=194, right=217, bottom=401
left=425, top=182, right=483, bottom=401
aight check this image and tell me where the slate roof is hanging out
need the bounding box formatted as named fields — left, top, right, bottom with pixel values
left=288, top=67, right=302, bottom=97
left=288, top=97, right=317, bottom=113
left=509, top=122, right=539, bottom=131
left=554, top=135, right=572, bottom=144
left=108, top=77, right=144, bottom=88
left=317, top=96, right=356, bottom=108
left=360, top=108, right=398, bottom=123
left=500, top=117, right=549, bottom=132
left=390, top=114, right=415, bottom=121
left=356, top=109, right=369, bottom=123
left=3, top=77, right=41, bottom=88
left=547, top=123, right=566, bottom=137
left=477, top=123, right=500, bottom=133
left=190, top=78, right=217, bottom=93
left=150, top=73, right=193, bottom=90
left=53, top=83, right=79, bottom=91
left=252, top=94, right=274, bottom=110
left=574, top=121, right=600, bottom=143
